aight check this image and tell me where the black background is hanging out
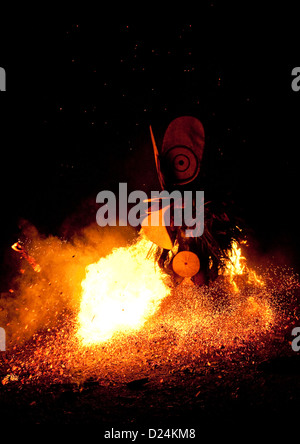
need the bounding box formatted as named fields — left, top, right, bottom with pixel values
left=1, top=16, right=300, bottom=433
left=0, top=19, right=300, bottom=279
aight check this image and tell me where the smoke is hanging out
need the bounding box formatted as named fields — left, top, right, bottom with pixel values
left=0, top=219, right=137, bottom=348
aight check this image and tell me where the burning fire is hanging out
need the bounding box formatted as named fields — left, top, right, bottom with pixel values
left=75, top=234, right=268, bottom=347
left=76, top=233, right=171, bottom=345
left=220, top=240, right=264, bottom=291
left=3, top=222, right=299, bottom=388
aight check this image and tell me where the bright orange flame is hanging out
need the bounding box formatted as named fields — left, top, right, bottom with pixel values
left=76, top=233, right=171, bottom=345
left=221, top=240, right=264, bottom=291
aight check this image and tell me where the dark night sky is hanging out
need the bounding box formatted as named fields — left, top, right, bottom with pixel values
left=0, top=20, right=300, bottom=273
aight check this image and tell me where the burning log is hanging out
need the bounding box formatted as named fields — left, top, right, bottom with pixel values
left=11, top=242, right=41, bottom=273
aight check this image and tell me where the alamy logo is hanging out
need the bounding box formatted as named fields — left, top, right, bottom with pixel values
left=0, top=67, right=6, bottom=91
left=0, top=327, right=5, bottom=351
left=291, top=67, right=300, bottom=92
left=291, top=327, right=300, bottom=352
left=96, top=183, right=204, bottom=237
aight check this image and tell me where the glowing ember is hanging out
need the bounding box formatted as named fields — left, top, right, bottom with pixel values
left=76, top=234, right=171, bottom=344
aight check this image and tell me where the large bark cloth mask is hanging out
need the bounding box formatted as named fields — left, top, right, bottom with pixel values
left=159, top=116, right=205, bottom=187
left=142, top=116, right=205, bottom=250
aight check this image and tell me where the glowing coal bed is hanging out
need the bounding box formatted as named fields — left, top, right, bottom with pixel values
left=0, top=224, right=299, bottom=387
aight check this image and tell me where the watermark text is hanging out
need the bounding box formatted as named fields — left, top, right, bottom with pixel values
left=291, top=67, right=300, bottom=92
left=291, top=326, right=300, bottom=352
left=0, top=327, right=5, bottom=351
left=96, top=183, right=204, bottom=237
left=0, top=67, right=6, bottom=91
left=104, top=428, right=196, bottom=440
